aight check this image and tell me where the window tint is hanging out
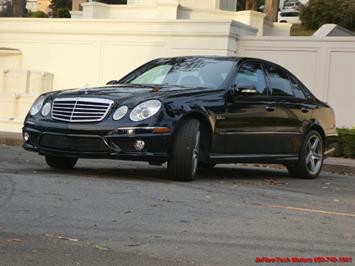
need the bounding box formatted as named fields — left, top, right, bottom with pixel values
left=130, top=64, right=172, bottom=85
left=290, top=76, right=306, bottom=99
left=235, top=62, right=267, bottom=95
left=124, top=58, right=235, bottom=89
left=266, top=65, right=294, bottom=97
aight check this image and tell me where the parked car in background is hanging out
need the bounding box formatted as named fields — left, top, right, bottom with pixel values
left=283, top=0, right=301, bottom=10
left=23, top=56, right=338, bottom=181
left=278, top=10, right=301, bottom=23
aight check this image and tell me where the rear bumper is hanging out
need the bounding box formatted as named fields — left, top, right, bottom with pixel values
left=22, top=126, right=171, bottom=162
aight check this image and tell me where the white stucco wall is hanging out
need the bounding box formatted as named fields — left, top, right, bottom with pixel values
left=0, top=18, right=241, bottom=132
left=0, top=17, right=354, bottom=132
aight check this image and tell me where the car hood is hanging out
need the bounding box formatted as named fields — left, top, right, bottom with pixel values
left=50, top=84, right=222, bottom=105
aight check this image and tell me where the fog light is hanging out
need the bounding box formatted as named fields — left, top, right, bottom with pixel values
left=133, top=140, right=145, bottom=151
left=24, top=132, right=30, bottom=142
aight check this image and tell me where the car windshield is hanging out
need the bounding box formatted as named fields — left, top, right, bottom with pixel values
left=120, top=57, right=236, bottom=89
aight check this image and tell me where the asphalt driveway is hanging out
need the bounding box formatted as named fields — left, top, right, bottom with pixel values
left=0, top=145, right=354, bottom=265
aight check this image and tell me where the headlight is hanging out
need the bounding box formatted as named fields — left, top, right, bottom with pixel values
left=41, top=102, right=51, bottom=116
left=129, top=100, right=162, bottom=122
left=113, top=106, right=128, bottom=121
left=30, top=96, right=45, bottom=116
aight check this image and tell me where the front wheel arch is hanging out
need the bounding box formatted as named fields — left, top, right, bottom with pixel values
left=171, top=112, right=213, bottom=163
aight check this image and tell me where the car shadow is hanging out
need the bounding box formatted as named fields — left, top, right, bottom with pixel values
left=35, top=162, right=291, bottom=183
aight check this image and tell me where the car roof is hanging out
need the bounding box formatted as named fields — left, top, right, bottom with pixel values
left=154, top=56, right=285, bottom=67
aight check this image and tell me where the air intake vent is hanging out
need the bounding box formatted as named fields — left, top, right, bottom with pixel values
left=51, top=97, right=113, bottom=122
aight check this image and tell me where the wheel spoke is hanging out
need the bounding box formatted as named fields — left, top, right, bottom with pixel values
left=310, top=157, right=316, bottom=171
left=313, top=154, right=322, bottom=160
left=311, top=138, right=319, bottom=152
left=306, top=152, right=312, bottom=163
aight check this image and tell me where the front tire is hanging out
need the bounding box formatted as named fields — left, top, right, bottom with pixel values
left=45, top=155, right=78, bottom=169
left=168, top=119, right=201, bottom=181
left=287, top=130, right=324, bottom=179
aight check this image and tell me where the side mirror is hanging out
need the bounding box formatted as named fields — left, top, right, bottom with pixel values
left=235, top=84, right=258, bottom=96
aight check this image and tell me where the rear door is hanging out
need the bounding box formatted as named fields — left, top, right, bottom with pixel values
left=263, top=63, right=313, bottom=154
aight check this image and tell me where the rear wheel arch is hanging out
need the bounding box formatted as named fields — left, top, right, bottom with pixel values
left=305, top=123, right=326, bottom=146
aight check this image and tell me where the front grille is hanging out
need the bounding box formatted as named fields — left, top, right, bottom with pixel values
left=51, top=97, right=113, bottom=122
left=40, top=134, right=109, bottom=152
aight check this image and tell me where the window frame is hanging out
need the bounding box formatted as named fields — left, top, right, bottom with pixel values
left=234, top=60, right=270, bottom=97
left=263, top=62, right=296, bottom=98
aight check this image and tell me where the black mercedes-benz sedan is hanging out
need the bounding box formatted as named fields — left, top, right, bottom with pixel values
left=23, top=56, right=337, bottom=181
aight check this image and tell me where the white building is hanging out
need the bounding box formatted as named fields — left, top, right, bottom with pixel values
left=0, top=0, right=354, bottom=132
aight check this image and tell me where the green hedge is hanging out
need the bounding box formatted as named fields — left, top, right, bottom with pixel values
left=27, top=11, right=49, bottom=18
left=334, top=128, right=355, bottom=158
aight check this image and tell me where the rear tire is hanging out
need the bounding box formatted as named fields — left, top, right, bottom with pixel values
left=45, top=155, right=78, bottom=169
left=287, top=130, right=324, bottom=179
left=168, top=119, right=201, bottom=181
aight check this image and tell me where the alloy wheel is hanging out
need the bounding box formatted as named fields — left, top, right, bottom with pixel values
left=305, top=135, right=323, bottom=175
left=191, top=130, right=200, bottom=176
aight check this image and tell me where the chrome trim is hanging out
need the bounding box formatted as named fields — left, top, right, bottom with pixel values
left=217, top=131, right=302, bottom=135
left=210, top=154, right=298, bottom=159
left=117, top=127, right=166, bottom=131
left=51, top=97, right=113, bottom=123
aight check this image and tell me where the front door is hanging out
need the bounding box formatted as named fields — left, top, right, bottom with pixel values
left=215, top=61, right=277, bottom=155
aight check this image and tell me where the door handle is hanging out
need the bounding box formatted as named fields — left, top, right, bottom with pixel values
left=301, top=107, right=310, bottom=113
left=265, top=106, right=275, bottom=112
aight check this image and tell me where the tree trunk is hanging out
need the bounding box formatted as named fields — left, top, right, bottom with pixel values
left=245, top=0, right=259, bottom=11
left=264, top=0, right=279, bottom=22
left=12, top=0, right=26, bottom=17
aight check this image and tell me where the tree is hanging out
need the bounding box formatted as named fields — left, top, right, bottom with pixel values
left=0, top=0, right=13, bottom=17
left=12, top=0, right=26, bottom=17
left=300, top=0, right=355, bottom=32
left=264, top=0, right=279, bottom=22
left=243, top=0, right=279, bottom=22
left=245, top=0, right=258, bottom=10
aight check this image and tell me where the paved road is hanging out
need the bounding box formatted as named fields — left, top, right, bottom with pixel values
left=0, top=145, right=354, bottom=266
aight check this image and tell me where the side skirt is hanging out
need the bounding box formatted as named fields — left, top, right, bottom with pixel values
left=209, top=153, right=299, bottom=164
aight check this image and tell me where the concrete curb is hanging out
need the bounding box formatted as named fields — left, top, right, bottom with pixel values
left=0, top=131, right=23, bottom=146
left=1, top=131, right=354, bottom=176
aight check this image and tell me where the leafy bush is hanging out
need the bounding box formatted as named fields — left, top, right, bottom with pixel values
left=50, top=0, right=71, bottom=17
left=56, top=8, right=71, bottom=18
left=27, top=11, right=48, bottom=18
left=300, top=0, right=355, bottom=32
left=334, top=128, right=355, bottom=158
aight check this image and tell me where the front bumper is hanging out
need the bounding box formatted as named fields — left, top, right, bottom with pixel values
left=23, top=125, right=172, bottom=162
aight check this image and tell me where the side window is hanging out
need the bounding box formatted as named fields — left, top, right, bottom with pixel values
left=290, top=76, right=306, bottom=99
left=235, top=62, right=267, bottom=95
left=266, top=65, right=294, bottom=97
